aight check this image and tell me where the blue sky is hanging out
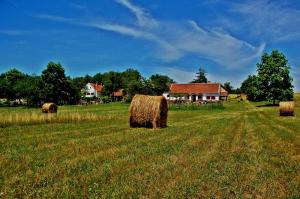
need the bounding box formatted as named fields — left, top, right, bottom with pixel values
left=0, top=0, right=300, bottom=91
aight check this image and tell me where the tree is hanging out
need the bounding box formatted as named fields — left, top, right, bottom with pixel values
left=19, top=76, right=43, bottom=106
left=191, top=68, right=208, bottom=83
left=41, top=62, right=70, bottom=104
left=3, top=69, right=26, bottom=101
left=121, top=69, right=143, bottom=101
left=93, top=73, right=103, bottom=84
left=257, top=50, right=293, bottom=104
left=149, top=74, right=174, bottom=95
left=101, top=71, right=122, bottom=100
left=0, top=73, right=9, bottom=99
left=241, top=75, right=265, bottom=101
left=223, top=82, right=233, bottom=93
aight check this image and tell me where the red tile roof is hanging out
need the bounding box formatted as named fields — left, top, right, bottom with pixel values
left=113, top=89, right=123, bottom=97
left=170, top=83, right=227, bottom=95
left=220, top=87, right=229, bottom=97
left=91, top=83, right=103, bottom=92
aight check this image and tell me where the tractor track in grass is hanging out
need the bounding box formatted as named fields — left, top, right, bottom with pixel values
left=247, top=109, right=300, bottom=197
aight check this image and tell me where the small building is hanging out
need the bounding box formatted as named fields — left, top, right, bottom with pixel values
left=163, top=83, right=228, bottom=102
left=113, top=89, right=124, bottom=101
left=84, top=83, right=103, bottom=98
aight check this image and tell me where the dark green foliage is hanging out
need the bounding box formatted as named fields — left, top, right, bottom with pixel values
left=241, top=75, right=265, bottom=101
left=191, top=68, right=208, bottom=83
left=257, top=50, right=293, bottom=104
left=223, top=82, right=233, bottom=93
left=0, top=64, right=174, bottom=105
left=101, top=71, right=122, bottom=99
left=149, top=74, right=174, bottom=95
left=242, top=50, right=294, bottom=103
left=41, top=62, right=71, bottom=104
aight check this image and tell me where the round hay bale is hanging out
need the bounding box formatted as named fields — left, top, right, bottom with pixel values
left=129, top=94, right=168, bottom=128
left=279, top=101, right=294, bottom=116
left=42, top=103, right=58, bottom=113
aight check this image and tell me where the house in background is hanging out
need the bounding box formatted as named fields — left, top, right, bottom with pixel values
left=163, top=83, right=228, bottom=102
left=84, top=83, right=103, bottom=98
left=113, top=89, right=124, bottom=101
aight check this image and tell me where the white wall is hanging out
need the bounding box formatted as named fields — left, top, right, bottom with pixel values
left=85, top=83, right=96, bottom=98
left=202, top=93, right=220, bottom=101
left=163, top=93, right=221, bottom=101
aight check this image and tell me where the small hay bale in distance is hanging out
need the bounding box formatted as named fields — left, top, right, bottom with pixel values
left=279, top=101, right=294, bottom=116
left=42, top=103, right=58, bottom=113
left=129, top=94, right=168, bottom=128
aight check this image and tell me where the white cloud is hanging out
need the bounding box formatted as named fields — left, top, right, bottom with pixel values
left=157, top=20, right=265, bottom=67
left=229, top=0, right=300, bottom=42
left=35, top=0, right=265, bottom=69
left=116, top=0, right=158, bottom=28
left=154, top=67, right=195, bottom=83
left=35, top=14, right=73, bottom=22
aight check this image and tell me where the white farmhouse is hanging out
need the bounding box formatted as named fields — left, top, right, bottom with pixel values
left=163, top=83, right=228, bottom=102
left=84, top=83, right=103, bottom=98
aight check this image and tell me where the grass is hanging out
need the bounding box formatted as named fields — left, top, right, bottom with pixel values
left=168, top=102, right=225, bottom=111
left=0, top=96, right=300, bottom=198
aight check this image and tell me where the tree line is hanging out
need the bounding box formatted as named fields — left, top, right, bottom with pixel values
left=0, top=62, right=174, bottom=106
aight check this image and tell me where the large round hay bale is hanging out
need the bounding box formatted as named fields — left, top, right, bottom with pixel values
left=279, top=101, right=294, bottom=116
left=129, top=94, right=168, bottom=128
left=42, top=103, right=58, bottom=113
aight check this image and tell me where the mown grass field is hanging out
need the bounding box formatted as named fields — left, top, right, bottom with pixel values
left=0, top=95, right=300, bottom=198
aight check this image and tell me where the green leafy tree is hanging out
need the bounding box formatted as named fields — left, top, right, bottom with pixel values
left=93, top=73, right=103, bottom=84
left=149, top=74, right=174, bottom=95
left=4, top=69, right=26, bottom=101
left=257, top=50, right=293, bottom=104
left=41, top=62, right=70, bottom=104
left=84, top=75, right=94, bottom=84
left=0, top=73, right=9, bottom=99
left=223, top=82, right=233, bottom=93
left=241, top=75, right=265, bottom=101
left=101, top=71, right=122, bottom=100
left=122, top=69, right=142, bottom=101
left=191, top=68, right=208, bottom=83
left=19, top=76, right=43, bottom=106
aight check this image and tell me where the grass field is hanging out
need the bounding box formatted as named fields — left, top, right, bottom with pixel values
left=0, top=95, right=300, bottom=198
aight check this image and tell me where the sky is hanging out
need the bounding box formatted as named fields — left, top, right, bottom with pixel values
left=0, top=0, right=300, bottom=91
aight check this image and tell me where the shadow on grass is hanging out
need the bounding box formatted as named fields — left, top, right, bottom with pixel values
left=256, top=104, right=279, bottom=107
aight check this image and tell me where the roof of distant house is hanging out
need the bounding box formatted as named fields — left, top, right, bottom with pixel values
left=170, top=83, right=228, bottom=96
left=113, top=89, right=123, bottom=97
left=90, top=83, right=103, bottom=92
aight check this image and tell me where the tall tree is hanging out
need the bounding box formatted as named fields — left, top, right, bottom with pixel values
left=149, top=74, right=174, bottom=95
left=101, top=71, right=122, bottom=100
left=41, top=62, right=70, bottom=104
left=93, top=73, right=103, bottom=84
left=4, top=69, right=26, bottom=101
left=191, top=68, right=208, bottom=83
left=257, top=50, right=293, bottom=104
left=241, top=75, right=265, bottom=101
left=223, top=82, right=233, bottom=93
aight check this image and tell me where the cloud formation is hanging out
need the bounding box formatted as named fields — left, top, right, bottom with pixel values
left=116, top=0, right=158, bottom=28
left=35, top=0, right=265, bottom=69
left=228, top=0, right=300, bottom=42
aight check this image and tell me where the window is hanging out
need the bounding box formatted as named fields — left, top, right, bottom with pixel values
left=206, top=96, right=210, bottom=100
left=86, top=93, right=90, bottom=95
left=91, top=93, right=94, bottom=95
left=211, top=96, right=215, bottom=100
